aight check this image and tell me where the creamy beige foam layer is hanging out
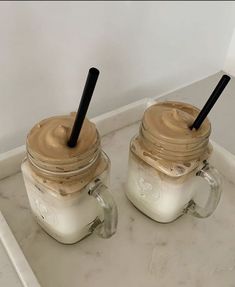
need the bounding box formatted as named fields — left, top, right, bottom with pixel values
left=143, top=101, right=210, bottom=143
left=132, top=101, right=212, bottom=177
left=27, top=114, right=97, bottom=163
left=25, top=114, right=108, bottom=195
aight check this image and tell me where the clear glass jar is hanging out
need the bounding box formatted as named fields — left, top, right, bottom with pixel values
left=21, top=119, right=117, bottom=244
left=125, top=101, right=222, bottom=223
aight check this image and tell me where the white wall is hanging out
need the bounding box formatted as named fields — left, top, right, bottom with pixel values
left=224, top=28, right=235, bottom=76
left=1, top=1, right=235, bottom=152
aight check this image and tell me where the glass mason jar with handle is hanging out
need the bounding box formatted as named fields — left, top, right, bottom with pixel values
left=125, top=101, right=222, bottom=223
left=21, top=114, right=118, bottom=244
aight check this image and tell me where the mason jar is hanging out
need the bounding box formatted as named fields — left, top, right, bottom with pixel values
left=125, top=101, right=222, bottom=223
left=21, top=115, right=118, bottom=244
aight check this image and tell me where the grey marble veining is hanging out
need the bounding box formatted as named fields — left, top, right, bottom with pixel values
left=0, top=121, right=235, bottom=287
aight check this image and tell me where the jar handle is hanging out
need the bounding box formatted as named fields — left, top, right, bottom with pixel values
left=186, top=163, right=222, bottom=218
left=88, top=180, right=118, bottom=238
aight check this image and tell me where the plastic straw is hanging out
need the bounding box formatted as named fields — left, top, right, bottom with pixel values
left=190, top=74, right=230, bottom=130
left=67, top=67, right=99, bottom=147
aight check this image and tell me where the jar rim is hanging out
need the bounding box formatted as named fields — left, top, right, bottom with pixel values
left=26, top=131, right=101, bottom=174
left=27, top=147, right=101, bottom=177
left=140, top=101, right=211, bottom=162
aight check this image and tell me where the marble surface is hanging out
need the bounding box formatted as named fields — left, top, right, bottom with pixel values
left=0, top=121, right=235, bottom=287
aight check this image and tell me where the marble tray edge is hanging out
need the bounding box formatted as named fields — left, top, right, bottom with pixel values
left=210, top=140, right=235, bottom=182
left=0, top=212, right=41, bottom=287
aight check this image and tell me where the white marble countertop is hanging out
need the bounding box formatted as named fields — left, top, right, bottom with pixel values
left=0, top=121, right=235, bottom=287
left=0, top=72, right=235, bottom=286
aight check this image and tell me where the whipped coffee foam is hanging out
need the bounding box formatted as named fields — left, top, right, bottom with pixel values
left=132, top=101, right=211, bottom=177
left=25, top=113, right=107, bottom=195
left=27, top=114, right=97, bottom=162
left=143, top=101, right=210, bottom=142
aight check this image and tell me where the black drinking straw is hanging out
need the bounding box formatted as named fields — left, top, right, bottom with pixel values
left=190, top=74, right=231, bottom=130
left=67, top=67, right=100, bottom=148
